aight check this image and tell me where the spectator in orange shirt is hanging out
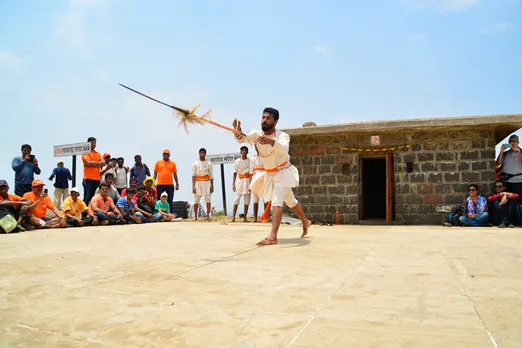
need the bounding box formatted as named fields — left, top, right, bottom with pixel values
left=89, top=182, right=124, bottom=225
left=0, top=179, right=30, bottom=231
left=153, top=149, right=179, bottom=213
left=82, top=137, right=105, bottom=206
left=23, top=180, right=67, bottom=229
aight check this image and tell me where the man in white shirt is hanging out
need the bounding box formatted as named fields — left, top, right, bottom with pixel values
left=191, top=148, right=214, bottom=221
left=233, top=107, right=311, bottom=245
left=232, top=146, right=251, bottom=222
left=95, top=173, right=121, bottom=203
left=100, top=155, right=117, bottom=182
left=114, top=157, right=129, bottom=194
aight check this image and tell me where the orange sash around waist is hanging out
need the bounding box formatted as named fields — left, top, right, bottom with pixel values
left=238, top=173, right=250, bottom=179
left=254, top=167, right=265, bottom=172
left=195, top=175, right=210, bottom=181
left=265, top=161, right=289, bottom=173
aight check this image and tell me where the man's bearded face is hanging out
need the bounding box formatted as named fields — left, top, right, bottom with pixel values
left=261, top=112, right=276, bottom=132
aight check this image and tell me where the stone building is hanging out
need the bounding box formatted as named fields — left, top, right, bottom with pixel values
left=283, top=115, right=522, bottom=225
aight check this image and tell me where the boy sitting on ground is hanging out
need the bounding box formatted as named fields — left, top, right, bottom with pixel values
left=61, top=187, right=97, bottom=227
left=133, top=185, right=161, bottom=222
left=155, top=191, right=179, bottom=221
left=116, top=188, right=142, bottom=224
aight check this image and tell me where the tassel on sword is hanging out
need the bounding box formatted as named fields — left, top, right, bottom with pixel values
left=119, top=83, right=246, bottom=137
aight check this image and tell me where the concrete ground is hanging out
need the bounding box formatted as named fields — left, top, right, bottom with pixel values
left=0, top=223, right=521, bottom=348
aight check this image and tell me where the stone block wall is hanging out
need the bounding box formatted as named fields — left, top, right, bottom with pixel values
left=287, top=129, right=497, bottom=225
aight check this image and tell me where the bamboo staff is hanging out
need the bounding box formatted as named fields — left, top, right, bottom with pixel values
left=119, top=83, right=243, bottom=135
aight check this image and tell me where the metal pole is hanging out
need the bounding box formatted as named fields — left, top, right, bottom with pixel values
left=220, top=163, right=227, bottom=215
left=72, top=155, right=77, bottom=188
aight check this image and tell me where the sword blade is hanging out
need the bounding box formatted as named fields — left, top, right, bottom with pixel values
left=119, top=83, right=188, bottom=114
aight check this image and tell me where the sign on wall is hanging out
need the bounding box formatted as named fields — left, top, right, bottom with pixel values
left=371, top=135, right=380, bottom=146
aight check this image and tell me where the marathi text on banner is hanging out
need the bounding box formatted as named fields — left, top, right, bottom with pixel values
left=53, top=142, right=92, bottom=157
left=207, top=153, right=241, bottom=165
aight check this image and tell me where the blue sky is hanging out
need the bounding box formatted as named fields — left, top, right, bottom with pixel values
left=1, top=0, right=521, bottom=212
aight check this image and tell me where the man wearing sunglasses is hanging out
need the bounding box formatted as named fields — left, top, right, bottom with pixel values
left=487, top=181, right=518, bottom=228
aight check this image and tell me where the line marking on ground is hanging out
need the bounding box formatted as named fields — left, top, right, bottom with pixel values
left=487, top=330, right=499, bottom=348
left=432, top=231, right=499, bottom=348
left=286, top=316, right=315, bottom=348
left=286, top=241, right=378, bottom=347
left=160, top=246, right=261, bottom=282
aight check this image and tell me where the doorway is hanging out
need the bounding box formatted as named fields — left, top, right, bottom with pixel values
left=360, top=154, right=395, bottom=223
left=362, top=158, right=386, bottom=219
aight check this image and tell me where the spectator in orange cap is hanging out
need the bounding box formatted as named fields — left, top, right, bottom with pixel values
left=100, top=153, right=116, bottom=181
left=0, top=179, right=30, bottom=231
left=153, top=149, right=179, bottom=213
left=23, top=180, right=67, bottom=229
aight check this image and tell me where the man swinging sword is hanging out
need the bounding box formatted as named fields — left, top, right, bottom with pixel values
left=233, top=107, right=312, bottom=246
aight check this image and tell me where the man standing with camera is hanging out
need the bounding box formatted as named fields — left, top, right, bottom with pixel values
left=12, top=144, right=41, bottom=197
left=497, top=134, right=522, bottom=204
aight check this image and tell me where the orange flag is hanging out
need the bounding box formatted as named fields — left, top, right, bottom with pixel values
left=261, top=201, right=272, bottom=223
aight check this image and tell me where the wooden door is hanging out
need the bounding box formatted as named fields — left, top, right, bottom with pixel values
left=385, top=154, right=394, bottom=222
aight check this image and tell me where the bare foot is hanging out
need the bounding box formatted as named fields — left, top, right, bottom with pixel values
left=301, top=219, right=312, bottom=238
left=243, top=218, right=248, bottom=223
left=206, top=216, right=210, bottom=221
left=232, top=218, right=236, bottom=222
left=250, top=219, right=258, bottom=223
left=256, top=237, right=278, bottom=246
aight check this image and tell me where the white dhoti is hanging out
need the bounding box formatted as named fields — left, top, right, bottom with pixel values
left=250, top=155, right=264, bottom=205
left=250, top=174, right=264, bottom=204
left=192, top=160, right=213, bottom=205
left=194, top=179, right=211, bottom=204
left=234, top=192, right=251, bottom=205
left=235, top=128, right=299, bottom=209
left=234, top=175, right=251, bottom=205
left=250, top=164, right=299, bottom=208
left=233, top=157, right=251, bottom=206
left=251, top=191, right=260, bottom=204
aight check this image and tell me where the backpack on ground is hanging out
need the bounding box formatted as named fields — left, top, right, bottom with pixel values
left=448, top=205, right=464, bottom=226
left=0, top=206, right=18, bottom=233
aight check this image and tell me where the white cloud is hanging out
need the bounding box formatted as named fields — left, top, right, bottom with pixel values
left=313, top=45, right=329, bottom=55
left=479, top=22, right=510, bottom=35
left=0, top=50, right=22, bottom=70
